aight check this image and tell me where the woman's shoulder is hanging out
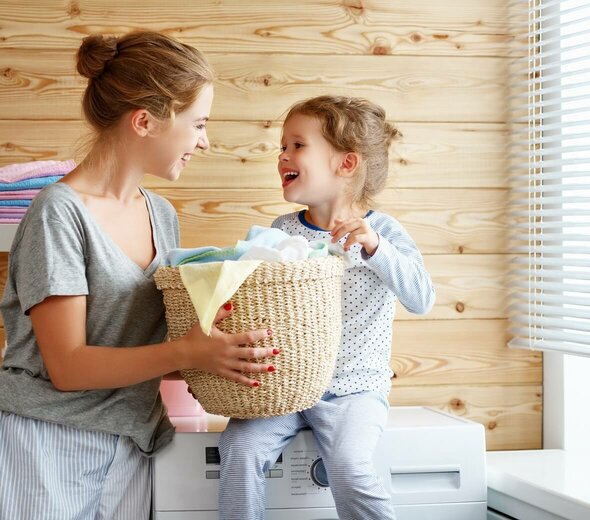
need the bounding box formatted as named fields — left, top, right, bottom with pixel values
left=25, top=182, right=84, bottom=222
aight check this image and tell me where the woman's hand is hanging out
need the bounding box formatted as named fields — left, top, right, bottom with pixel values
left=330, top=217, right=379, bottom=256
left=175, top=302, right=277, bottom=387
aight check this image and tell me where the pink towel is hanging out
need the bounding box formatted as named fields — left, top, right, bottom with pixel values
left=0, top=207, right=27, bottom=214
left=0, top=189, right=40, bottom=199
left=0, top=218, right=21, bottom=223
left=0, top=160, right=76, bottom=183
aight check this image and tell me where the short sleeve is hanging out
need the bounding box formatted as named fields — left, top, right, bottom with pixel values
left=11, top=213, right=88, bottom=315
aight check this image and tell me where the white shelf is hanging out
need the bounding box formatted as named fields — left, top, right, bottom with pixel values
left=0, top=223, right=18, bottom=252
left=487, top=449, right=590, bottom=520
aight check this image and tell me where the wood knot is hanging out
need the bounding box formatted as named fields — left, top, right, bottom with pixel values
left=450, top=398, right=464, bottom=410
left=410, top=33, right=422, bottom=43
left=433, top=34, right=449, bottom=40
left=263, top=120, right=271, bottom=128
left=262, top=75, right=272, bottom=86
left=2, top=67, right=13, bottom=79
left=458, top=245, right=464, bottom=254
left=488, top=421, right=497, bottom=430
left=398, top=158, right=408, bottom=166
left=372, top=45, right=389, bottom=55
left=67, top=1, right=81, bottom=17
left=3, top=142, right=15, bottom=151
left=455, top=301, right=465, bottom=313
left=240, top=157, right=247, bottom=163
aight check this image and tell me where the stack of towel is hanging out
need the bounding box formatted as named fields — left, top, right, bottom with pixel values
left=0, top=159, right=76, bottom=223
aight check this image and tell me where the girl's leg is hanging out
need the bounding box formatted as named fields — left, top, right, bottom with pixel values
left=218, top=412, right=306, bottom=520
left=303, top=392, right=396, bottom=520
left=97, top=436, right=151, bottom=520
left=0, top=411, right=118, bottom=520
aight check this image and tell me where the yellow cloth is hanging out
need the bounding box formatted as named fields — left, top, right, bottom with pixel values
left=179, top=260, right=262, bottom=335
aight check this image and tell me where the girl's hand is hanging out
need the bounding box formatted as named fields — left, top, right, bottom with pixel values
left=176, top=302, right=277, bottom=387
left=330, top=217, right=379, bottom=256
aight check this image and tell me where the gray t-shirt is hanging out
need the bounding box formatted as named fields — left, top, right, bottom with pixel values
left=0, top=182, right=180, bottom=455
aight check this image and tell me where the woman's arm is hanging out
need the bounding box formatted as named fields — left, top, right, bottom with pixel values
left=30, top=295, right=275, bottom=391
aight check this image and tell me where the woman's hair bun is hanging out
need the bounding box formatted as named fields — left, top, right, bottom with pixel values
left=76, top=34, right=118, bottom=79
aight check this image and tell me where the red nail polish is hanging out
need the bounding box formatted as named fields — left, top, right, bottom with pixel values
left=252, top=381, right=260, bottom=387
left=223, top=302, right=232, bottom=311
left=267, top=329, right=273, bottom=336
left=267, top=365, right=275, bottom=372
left=273, top=348, right=280, bottom=355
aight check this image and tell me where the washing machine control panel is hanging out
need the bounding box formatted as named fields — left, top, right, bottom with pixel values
left=201, top=443, right=331, bottom=496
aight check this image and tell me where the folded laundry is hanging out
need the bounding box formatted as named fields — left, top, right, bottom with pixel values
left=0, top=175, right=64, bottom=192
left=0, top=200, right=31, bottom=207
left=0, top=159, right=75, bottom=183
left=0, top=207, right=28, bottom=214
left=0, top=189, right=41, bottom=199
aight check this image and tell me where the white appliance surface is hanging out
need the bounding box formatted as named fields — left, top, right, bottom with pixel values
left=153, top=406, right=487, bottom=519
left=487, top=449, right=590, bottom=520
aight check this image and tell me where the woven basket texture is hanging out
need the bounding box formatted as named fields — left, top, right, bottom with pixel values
left=154, top=256, right=344, bottom=418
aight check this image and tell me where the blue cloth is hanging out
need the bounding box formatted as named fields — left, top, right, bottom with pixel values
left=0, top=200, right=31, bottom=207
left=0, top=175, right=63, bottom=192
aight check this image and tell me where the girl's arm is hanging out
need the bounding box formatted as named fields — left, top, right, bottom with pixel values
left=30, top=294, right=275, bottom=391
left=331, top=216, right=435, bottom=315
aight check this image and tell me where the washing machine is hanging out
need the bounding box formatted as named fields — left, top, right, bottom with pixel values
left=152, top=406, right=487, bottom=519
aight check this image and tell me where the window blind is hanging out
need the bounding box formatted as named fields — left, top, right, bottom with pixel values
left=508, top=0, right=590, bottom=356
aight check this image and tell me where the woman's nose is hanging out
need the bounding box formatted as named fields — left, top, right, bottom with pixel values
left=196, top=131, right=209, bottom=151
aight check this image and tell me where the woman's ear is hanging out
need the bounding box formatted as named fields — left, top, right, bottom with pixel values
left=337, top=152, right=360, bottom=178
left=130, top=109, right=156, bottom=137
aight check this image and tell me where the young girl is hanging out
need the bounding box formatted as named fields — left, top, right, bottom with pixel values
left=218, top=96, right=435, bottom=520
left=0, top=31, right=276, bottom=519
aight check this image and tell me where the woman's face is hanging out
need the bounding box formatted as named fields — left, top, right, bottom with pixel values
left=145, top=83, right=214, bottom=181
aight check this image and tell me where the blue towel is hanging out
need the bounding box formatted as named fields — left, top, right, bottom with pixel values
left=0, top=200, right=31, bottom=207
left=0, top=175, right=63, bottom=192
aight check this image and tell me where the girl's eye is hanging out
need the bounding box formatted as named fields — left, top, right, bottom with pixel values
left=280, top=145, right=287, bottom=152
left=294, top=143, right=303, bottom=149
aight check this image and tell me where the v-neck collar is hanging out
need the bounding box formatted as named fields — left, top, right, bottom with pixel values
left=55, top=182, right=160, bottom=278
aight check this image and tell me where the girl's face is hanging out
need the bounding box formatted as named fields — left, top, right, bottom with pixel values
left=278, top=113, right=346, bottom=207
left=145, top=83, right=214, bottom=181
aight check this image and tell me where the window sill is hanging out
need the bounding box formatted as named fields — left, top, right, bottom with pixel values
left=487, top=449, right=590, bottom=520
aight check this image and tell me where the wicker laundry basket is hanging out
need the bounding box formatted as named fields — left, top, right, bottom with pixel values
left=154, top=256, right=345, bottom=418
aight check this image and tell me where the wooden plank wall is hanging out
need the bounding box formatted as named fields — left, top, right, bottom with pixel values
left=0, top=1, right=541, bottom=450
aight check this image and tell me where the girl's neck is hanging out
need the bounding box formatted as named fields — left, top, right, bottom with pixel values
left=305, top=202, right=368, bottom=231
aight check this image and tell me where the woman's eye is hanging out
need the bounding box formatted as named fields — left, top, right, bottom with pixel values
left=194, top=124, right=206, bottom=130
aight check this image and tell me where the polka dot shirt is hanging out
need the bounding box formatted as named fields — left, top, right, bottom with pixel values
left=272, top=210, right=435, bottom=396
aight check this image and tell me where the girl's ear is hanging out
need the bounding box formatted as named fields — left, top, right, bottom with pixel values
left=130, top=109, right=157, bottom=137
left=337, top=152, right=360, bottom=178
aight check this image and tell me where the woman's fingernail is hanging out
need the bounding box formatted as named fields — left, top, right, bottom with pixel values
left=267, top=365, right=275, bottom=372
left=273, top=348, right=280, bottom=355
left=267, top=329, right=273, bottom=336
left=252, top=381, right=260, bottom=388
left=223, top=302, right=232, bottom=311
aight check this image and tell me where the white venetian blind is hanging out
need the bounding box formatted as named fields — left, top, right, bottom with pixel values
left=508, top=0, right=590, bottom=356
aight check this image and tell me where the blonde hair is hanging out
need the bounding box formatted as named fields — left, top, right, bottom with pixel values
left=284, top=95, right=401, bottom=209
left=77, top=31, right=214, bottom=132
